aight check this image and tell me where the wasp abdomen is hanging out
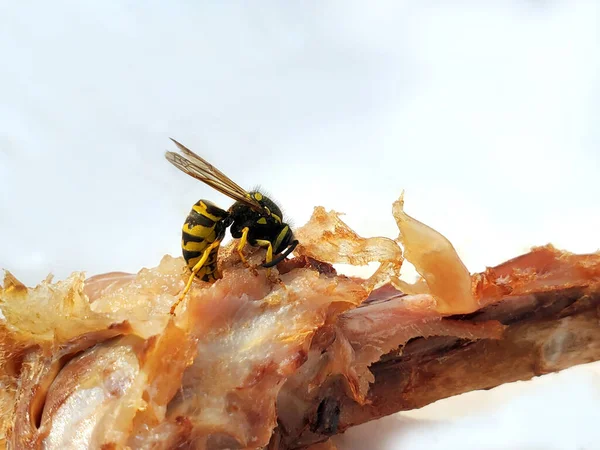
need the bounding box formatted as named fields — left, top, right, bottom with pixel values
left=181, top=200, right=230, bottom=282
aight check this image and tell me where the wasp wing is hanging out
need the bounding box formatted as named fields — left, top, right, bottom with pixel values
left=168, top=138, right=254, bottom=201
left=166, top=139, right=263, bottom=212
left=170, top=139, right=247, bottom=192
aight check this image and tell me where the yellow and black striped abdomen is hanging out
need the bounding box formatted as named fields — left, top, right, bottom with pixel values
left=181, top=200, right=230, bottom=282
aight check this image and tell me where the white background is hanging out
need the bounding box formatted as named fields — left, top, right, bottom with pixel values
left=1, top=1, right=599, bottom=449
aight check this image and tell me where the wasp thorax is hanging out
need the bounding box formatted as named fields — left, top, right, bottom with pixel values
left=249, top=192, right=284, bottom=224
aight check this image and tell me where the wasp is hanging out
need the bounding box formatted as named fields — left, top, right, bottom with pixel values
left=165, top=138, right=298, bottom=313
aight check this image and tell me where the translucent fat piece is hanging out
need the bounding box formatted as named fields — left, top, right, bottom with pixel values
left=392, top=195, right=480, bottom=314
left=0, top=270, right=113, bottom=346
left=294, top=206, right=403, bottom=291
left=0, top=255, right=187, bottom=359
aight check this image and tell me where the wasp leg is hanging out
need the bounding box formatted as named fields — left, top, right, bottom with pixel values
left=262, top=240, right=298, bottom=268
left=254, top=239, right=274, bottom=276
left=237, top=226, right=250, bottom=266
left=171, top=240, right=221, bottom=315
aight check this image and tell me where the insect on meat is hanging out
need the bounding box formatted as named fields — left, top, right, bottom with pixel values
left=165, top=138, right=298, bottom=314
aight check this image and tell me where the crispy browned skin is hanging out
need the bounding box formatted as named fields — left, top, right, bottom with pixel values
left=278, top=247, right=600, bottom=449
